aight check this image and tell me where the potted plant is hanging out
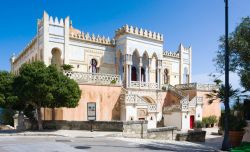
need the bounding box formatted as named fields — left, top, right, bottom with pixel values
left=220, top=114, right=247, bottom=147
left=110, top=79, right=117, bottom=84
left=202, top=117, right=210, bottom=128
left=194, top=120, right=203, bottom=131
left=209, top=115, right=217, bottom=127
left=61, top=64, right=74, bottom=71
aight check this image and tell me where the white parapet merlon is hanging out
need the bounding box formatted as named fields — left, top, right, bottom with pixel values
left=64, top=71, right=121, bottom=85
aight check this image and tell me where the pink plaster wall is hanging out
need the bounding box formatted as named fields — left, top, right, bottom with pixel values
left=42, top=84, right=122, bottom=121
left=197, top=91, right=221, bottom=119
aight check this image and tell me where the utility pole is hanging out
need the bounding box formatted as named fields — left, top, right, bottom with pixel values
left=222, top=0, right=231, bottom=150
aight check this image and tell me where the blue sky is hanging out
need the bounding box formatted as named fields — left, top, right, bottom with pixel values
left=0, top=0, right=249, bottom=88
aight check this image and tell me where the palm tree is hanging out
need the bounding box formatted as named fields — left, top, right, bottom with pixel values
left=206, top=79, right=239, bottom=105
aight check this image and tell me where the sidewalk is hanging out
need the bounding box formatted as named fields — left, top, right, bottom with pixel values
left=0, top=130, right=122, bottom=137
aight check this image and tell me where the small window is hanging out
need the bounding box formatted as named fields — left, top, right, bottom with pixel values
left=91, top=59, right=98, bottom=73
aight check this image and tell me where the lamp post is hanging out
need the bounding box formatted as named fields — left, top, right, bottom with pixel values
left=222, top=0, right=231, bottom=150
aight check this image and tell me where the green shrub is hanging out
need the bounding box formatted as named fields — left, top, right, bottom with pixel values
left=202, top=117, right=209, bottom=127
left=219, top=114, right=247, bottom=131
left=110, top=79, right=116, bottom=84
left=61, top=64, right=74, bottom=71
left=195, top=121, right=203, bottom=128
left=209, top=115, right=217, bottom=124
left=202, top=115, right=218, bottom=127
left=0, top=109, right=14, bottom=126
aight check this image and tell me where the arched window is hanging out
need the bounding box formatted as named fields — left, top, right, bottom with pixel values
left=141, top=67, right=145, bottom=82
left=51, top=48, right=62, bottom=69
left=183, top=67, right=189, bottom=84
left=131, top=66, right=137, bottom=81
left=164, top=69, right=169, bottom=84
left=90, top=59, right=98, bottom=73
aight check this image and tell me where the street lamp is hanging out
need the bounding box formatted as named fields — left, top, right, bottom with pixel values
left=222, top=0, right=231, bottom=150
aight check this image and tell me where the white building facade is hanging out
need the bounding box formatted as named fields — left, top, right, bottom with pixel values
left=10, top=12, right=220, bottom=130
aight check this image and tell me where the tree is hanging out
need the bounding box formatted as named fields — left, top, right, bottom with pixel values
left=206, top=79, right=239, bottom=105
left=0, top=71, right=19, bottom=125
left=13, top=61, right=81, bottom=130
left=215, top=17, right=250, bottom=91
left=0, top=71, right=18, bottom=109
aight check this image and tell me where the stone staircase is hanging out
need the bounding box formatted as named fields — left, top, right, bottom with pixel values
left=120, top=87, right=157, bottom=113
left=162, top=84, right=189, bottom=112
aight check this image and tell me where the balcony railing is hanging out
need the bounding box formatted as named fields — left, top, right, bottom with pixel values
left=64, top=71, right=121, bottom=86
left=175, top=83, right=218, bottom=91
left=130, top=81, right=159, bottom=90
left=122, top=94, right=157, bottom=112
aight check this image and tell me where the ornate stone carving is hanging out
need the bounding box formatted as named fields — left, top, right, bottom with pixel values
left=64, top=71, right=121, bottom=85
left=130, top=81, right=159, bottom=90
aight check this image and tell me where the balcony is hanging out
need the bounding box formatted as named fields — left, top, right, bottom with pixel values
left=64, top=71, right=121, bottom=86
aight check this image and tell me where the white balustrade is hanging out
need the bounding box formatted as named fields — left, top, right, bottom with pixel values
left=64, top=71, right=121, bottom=85
left=148, top=104, right=157, bottom=113
left=130, top=81, right=158, bottom=89
left=175, top=83, right=218, bottom=91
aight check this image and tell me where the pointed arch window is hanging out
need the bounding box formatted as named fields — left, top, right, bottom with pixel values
left=91, top=59, right=98, bottom=73
left=164, top=69, right=170, bottom=84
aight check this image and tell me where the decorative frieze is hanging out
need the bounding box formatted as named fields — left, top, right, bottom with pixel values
left=115, top=25, right=163, bottom=42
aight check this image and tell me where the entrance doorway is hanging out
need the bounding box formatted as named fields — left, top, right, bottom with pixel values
left=190, top=115, right=195, bottom=129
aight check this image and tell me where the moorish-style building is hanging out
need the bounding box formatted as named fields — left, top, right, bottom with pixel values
left=10, top=12, right=221, bottom=130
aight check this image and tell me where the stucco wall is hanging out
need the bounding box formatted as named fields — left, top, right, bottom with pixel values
left=42, top=84, right=122, bottom=121
left=164, top=112, right=182, bottom=129
left=197, top=91, right=221, bottom=119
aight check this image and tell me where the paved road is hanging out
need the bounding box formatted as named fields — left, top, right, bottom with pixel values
left=0, top=136, right=219, bottom=152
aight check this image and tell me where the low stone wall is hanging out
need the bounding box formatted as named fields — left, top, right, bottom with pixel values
left=123, top=121, right=147, bottom=138
left=176, top=130, right=206, bottom=142
left=147, top=126, right=177, bottom=140
left=43, top=120, right=123, bottom=131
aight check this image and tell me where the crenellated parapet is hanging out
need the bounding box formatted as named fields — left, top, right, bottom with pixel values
left=70, top=32, right=115, bottom=46
left=49, top=16, right=64, bottom=26
left=115, top=25, right=163, bottom=42
left=163, top=51, right=180, bottom=58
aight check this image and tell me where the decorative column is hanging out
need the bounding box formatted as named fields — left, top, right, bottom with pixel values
left=157, top=60, right=162, bottom=89
left=145, top=67, right=148, bottom=83
left=125, top=54, right=129, bottom=88
left=158, top=68, right=161, bottom=89
left=139, top=57, right=142, bottom=88
left=126, top=64, right=129, bottom=88
left=148, top=58, right=151, bottom=83
left=156, top=68, right=159, bottom=88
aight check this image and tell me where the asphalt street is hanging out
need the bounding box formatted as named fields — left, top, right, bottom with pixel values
left=0, top=136, right=218, bottom=152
